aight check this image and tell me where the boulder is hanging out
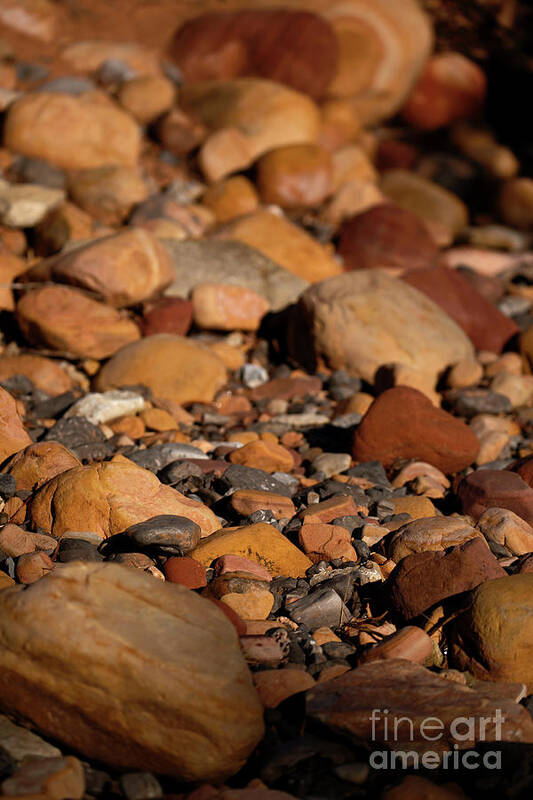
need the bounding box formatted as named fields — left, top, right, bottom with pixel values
left=0, top=387, right=32, bottom=465
left=0, top=562, right=264, bottom=780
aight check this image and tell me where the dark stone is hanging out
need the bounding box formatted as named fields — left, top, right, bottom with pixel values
left=11, top=156, right=66, bottom=190
left=44, top=417, right=106, bottom=449
left=0, top=375, right=34, bottom=396
left=127, top=443, right=207, bottom=473
left=287, top=587, right=350, bottom=629
left=58, top=538, right=104, bottom=563
left=0, top=474, right=16, bottom=500
left=347, top=461, right=390, bottom=487
left=123, top=514, right=201, bottom=555
left=32, top=392, right=77, bottom=419
left=216, top=464, right=294, bottom=498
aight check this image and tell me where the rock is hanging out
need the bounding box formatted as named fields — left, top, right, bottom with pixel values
left=288, top=586, right=350, bottom=629
left=0, top=714, right=61, bottom=761
left=401, top=52, right=487, bottom=130
left=338, top=204, right=438, bottom=272
left=256, top=144, right=332, bottom=209
left=229, top=441, right=294, bottom=474
left=490, top=372, right=533, bottom=408
left=402, top=266, right=518, bottom=354
left=123, top=515, right=201, bottom=555
left=0, top=242, right=27, bottom=311
left=390, top=495, right=437, bottom=520
left=217, top=210, right=341, bottom=283
left=201, top=176, right=259, bottom=223
left=221, top=590, right=274, bottom=620
left=229, top=490, right=295, bottom=521
left=164, top=557, right=207, bottom=589
left=299, top=523, right=357, bottom=563
left=4, top=91, right=141, bottom=170
left=387, top=516, right=483, bottom=562
left=388, top=538, right=506, bottom=619
left=311, top=453, right=351, bottom=478
left=192, top=283, right=269, bottom=331
left=141, top=297, right=194, bottom=337
left=213, top=555, right=272, bottom=582
left=288, top=270, right=474, bottom=384
left=2, top=442, right=80, bottom=493
left=120, top=772, right=162, bottom=800
left=254, top=669, right=315, bottom=709
left=44, top=229, right=174, bottom=308
left=67, top=166, right=148, bottom=226
left=0, top=0, right=56, bottom=41
left=127, top=443, right=208, bottom=472
left=359, top=626, right=433, bottom=665
left=0, top=387, right=31, bottom=464
left=16, top=551, right=55, bottom=584
left=0, top=355, right=73, bottom=396
left=0, top=525, right=56, bottom=559
left=169, top=9, right=338, bottom=99
left=450, top=574, right=533, bottom=690
left=0, top=179, right=64, bottom=228
left=249, top=376, right=322, bottom=403
left=16, top=286, right=140, bottom=360
left=447, top=359, right=484, bottom=389
left=219, top=465, right=294, bottom=498
left=94, top=334, right=226, bottom=405
left=307, top=658, right=533, bottom=755
left=162, top=239, right=307, bottom=312
left=301, top=495, right=366, bottom=524
left=190, top=523, right=312, bottom=578
left=353, top=387, right=479, bottom=473
left=28, top=458, right=219, bottom=539
left=1, top=756, right=85, bottom=799
left=0, top=562, right=264, bottom=780
left=499, top=178, right=533, bottom=230
left=64, top=390, right=145, bottom=425
left=459, top=470, right=533, bottom=526
left=118, top=76, right=175, bottom=124
left=61, top=40, right=160, bottom=76
left=476, top=507, right=533, bottom=556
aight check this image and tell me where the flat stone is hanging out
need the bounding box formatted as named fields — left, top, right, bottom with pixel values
left=459, top=469, right=533, bottom=526
left=0, top=714, right=61, bottom=761
left=123, top=515, right=201, bottom=555
left=127, top=443, right=208, bottom=473
left=229, top=440, right=294, bottom=474
left=218, top=465, right=294, bottom=498
left=229, top=490, right=295, bottom=521
left=64, top=391, right=145, bottom=425
left=388, top=516, right=483, bottom=562
left=476, top=507, right=533, bottom=556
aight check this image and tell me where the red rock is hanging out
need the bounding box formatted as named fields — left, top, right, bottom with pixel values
left=301, top=495, right=366, bottom=524
left=164, top=557, right=207, bottom=589
left=359, top=626, right=433, bottom=665
left=168, top=9, right=338, bottom=100
left=213, top=555, right=272, bottom=582
left=402, top=52, right=487, bottom=131
left=0, top=387, right=32, bottom=464
left=459, top=469, right=533, bottom=526
left=141, top=298, right=194, bottom=337
left=353, top=387, right=479, bottom=474
left=388, top=538, right=506, bottom=619
left=402, top=266, right=518, bottom=354
left=250, top=376, right=322, bottom=403
left=299, top=523, right=357, bottom=563
left=338, top=204, right=438, bottom=272
left=16, top=551, right=54, bottom=584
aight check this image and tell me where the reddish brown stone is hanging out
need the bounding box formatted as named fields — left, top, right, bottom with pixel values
left=301, top=495, right=366, bottom=524
left=16, top=551, right=54, bottom=584
left=213, top=555, right=272, bottom=582
left=338, top=204, right=438, bottom=272
left=299, top=523, right=357, bottom=563
left=249, top=376, right=322, bottom=403
left=512, top=454, right=533, bottom=488
left=208, top=597, right=246, bottom=635
left=168, top=10, right=338, bottom=99
left=459, top=469, right=533, bottom=526
left=353, top=387, right=479, bottom=474
left=402, top=266, right=518, bottom=354
left=141, top=298, right=194, bottom=337
left=359, top=626, right=433, bottom=665
left=164, top=557, right=207, bottom=589
left=388, top=538, right=506, bottom=619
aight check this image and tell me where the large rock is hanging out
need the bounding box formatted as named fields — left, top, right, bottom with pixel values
left=2, top=442, right=81, bottom=493
left=353, top=387, right=479, bottom=473
left=287, top=270, right=474, bottom=384
left=16, top=286, right=140, bottom=360
left=387, top=516, right=483, bottom=563
left=0, top=562, right=264, bottom=780
left=45, top=229, right=174, bottom=307
left=458, top=469, right=533, bottom=527
left=28, top=458, right=219, bottom=539
left=162, top=239, right=307, bottom=311
left=450, top=574, right=533, bottom=691
left=3, top=92, right=141, bottom=170
left=0, top=387, right=32, bottom=465
left=94, top=334, right=227, bottom=405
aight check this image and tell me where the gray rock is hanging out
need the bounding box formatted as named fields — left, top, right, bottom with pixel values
left=240, top=364, right=268, bottom=389
left=120, top=772, right=162, bottom=800
left=127, top=443, right=208, bottom=473
left=123, top=515, right=201, bottom=554
left=218, top=465, right=294, bottom=498
left=161, top=239, right=308, bottom=311
left=311, top=453, right=351, bottom=478
left=0, top=715, right=61, bottom=761
left=288, top=587, right=350, bottom=629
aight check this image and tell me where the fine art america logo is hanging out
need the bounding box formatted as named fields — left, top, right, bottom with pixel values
left=369, top=708, right=505, bottom=770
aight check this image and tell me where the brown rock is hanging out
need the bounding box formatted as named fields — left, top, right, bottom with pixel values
left=16, top=286, right=140, bottom=360
left=34, top=201, right=104, bottom=257
left=476, top=507, right=533, bottom=556
left=0, top=562, right=264, bottom=780
left=0, top=387, right=31, bottom=464
left=254, top=668, right=315, bottom=709
left=221, top=590, right=273, bottom=620
left=164, top=557, right=207, bottom=589
left=387, top=516, right=483, bottom=563
left=169, top=9, right=338, bottom=100
left=388, top=538, right=506, bottom=619
left=229, top=441, right=294, bottom=473
left=2, top=442, right=81, bottom=494
left=0, top=355, right=73, bottom=397
left=338, top=204, right=438, bottom=272
left=1, top=756, right=85, bottom=800
left=250, top=376, right=322, bottom=403
left=213, top=555, right=272, bottom=582
left=353, top=387, right=479, bottom=474
left=15, top=551, right=54, bottom=584
left=28, top=458, right=219, bottom=540
left=256, top=144, right=332, bottom=209
left=192, top=283, right=269, bottom=331
left=299, top=523, right=357, bottom=563
left=450, top=574, right=533, bottom=690
left=403, top=266, right=518, bottom=354
left=94, top=334, right=227, bottom=405
left=46, top=229, right=174, bottom=308
left=190, top=523, right=312, bottom=578
left=4, top=92, right=141, bottom=170
left=67, top=166, right=148, bottom=226
left=156, top=108, right=208, bottom=157
left=383, top=776, right=471, bottom=800
left=499, top=178, right=533, bottom=230
left=0, top=524, right=56, bottom=559
left=229, top=490, right=295, bottom=521
left=359, top=626, right=434, bottom=665
left=459, top=469, right=533, bottom=526
left=218, top=210, right=341, bottom=283
left=0, top=242, right=27, bottom=311
left=390, top=496, right=436, bottom=520
left=118, top=76, right=175, bottom=124
left=141, top=297, right=194, bottom=337
left=140, top=408, right=177, bottom=432
left=202, top=176, right=259, bottom=223
left=301, top=495, right=365, bottom=524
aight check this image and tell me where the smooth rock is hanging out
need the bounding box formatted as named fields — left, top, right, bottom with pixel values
left=1, top=756, right=85, bottom=799
left=0, top=387, right=31, bottom=464
left=64, top=391, right=145, bottom=425
left=359, top=626, right=433, bottom=665
left=476, top=507, right=533, bottom=556
left=118, top=75, right=175, bottom=124
left=164, top=557, right=207, bottom=589
left=229, top=490, right=295, bottom=521
left=256, top=144, right=332, bottom=209
left=253, top=669, right=315, bottom=709
left=0, top=714, right=61, bottom=761
left=0, top=179, right=64, bottom=228
left=123, top=515, right=201, bottom=555
left=0, top=355, right=72, bottom=397
left=2, top=441, right=80, bottom=493
left=66, top=165, right=148, bottom=226
left=388, top=516, right=483, bottom=562
left=459, top=469, right=533, bottom=526
left=62, top=40, right=160, bottom=76
left=192, top=283, right=269, bottom=331
left=141, top=297, right=194, bottom=337
left=201, top=175, right=259, bottom=223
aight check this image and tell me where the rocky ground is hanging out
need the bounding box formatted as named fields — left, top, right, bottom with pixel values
left=1, top=1, right=533, bottom=799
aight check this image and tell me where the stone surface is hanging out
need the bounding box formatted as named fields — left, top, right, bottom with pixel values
left=94, top=335, right=227, bottom=405
left=28, top=458, right=219, bottom=539
left=229, top=440, right=294, bottom=474
left=0, top=179, right=64, bottom=228
left=0, top=354, right=73, bottom=396
left=66, top=164, right=148, bottom=226
left=0, top=386, right=32, bottom=464
left=299, top=523, right=357, bottom=563
left=118, top=75, right=175, bottom=124
left=2, top=441, right=81, bottom=493
left=0, top=563, right=264, bottom=781
left=388, top=538, right=506, bottom=619
left=4, top=91, right=141, bottom=170
left=256, top=144, right=332, bottom=209
left=192, top=283, right=269, bottom=331
left=287, top=270, right=474, bottom=385
left=123, top=515, right=201, bottom=555
left=476, top=507, right=533, bottom=556
left=353, top=387, right=479, bottom=473
left=253, top=669, right=315, bottom=709
left=229, top=490, right=295, bottom=521
left=459, top=469, right=533, bottom=527
left=387, top=516, right=483, bottom=563
left=65, top=390, right=145, bottom=425
left=141, top=297, right=194, bottom=337
left=1, top=756, right=85, bottom=799
left=0, top=714, right=61, bottom=761
left=201, top=175, right=259, bottom=223
left=16, top=285, right=140, bottom=359
left=190, top=523, right=312, bottom=578
left=164, top=557, right=207, bottom=589
left=450, top=574, right=533, bottom=691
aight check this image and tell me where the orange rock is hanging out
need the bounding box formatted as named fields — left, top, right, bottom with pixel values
left=2, top=441, right=81, bottom=493
left=254, top=668, right=315, bottom=708
left=118, top=76, right=175, bottom=124
left=359, top=626, right=434, bottom=665
left=202, top=176, right=259, bottom=223
left=156, top=108, right=208, bottom=157
left=110, top=415, right=146, bottom=439
left=221, top=590, right=274, bottom=620
left=301, top=495, right=366, bottom=524
left=0, top=387, right=32, bottom=463
left=192, top=283, right=269, bottom=331
left=0, top=355, right=73, bottom=396
left=229, top=440, right=294, bottom=473
left=0, top=242, right=27, bottom=311
left=61, top=40, right=161, bottom=75
left=140, top=408, right=178, bottom=432
left=229, top=489, right=295, bottom=521
left=198, top=127, right=255, bottom=183
left=256, top=144, right=332, bottom=209
left=67, top=166, right=148, bottom=226
left=299, top=523, right=357, bottom=563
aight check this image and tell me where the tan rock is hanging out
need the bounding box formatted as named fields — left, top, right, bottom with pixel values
left=28, top=458, right=219, bottom=539
left=254, top=668, right=315, bottom=708
left=221, top=591, right=274, bottom=620
left=94, top=334, right=227, bottom=405
left=0, top=0, right=56, bottom=41
left=0, top=355, right=73, bottom=397
left=2, top=442, right=81, bottom=493
left=61, top=40, right=161, bottom=75
left=388, top=517, right=484, bottom=563
left=0, top=562, right=264, bottom=780
left=35, top=201, right=104, bottom=255
left=391, top=496, right=436, bottom=520
left=190, top=523, right=312, bottom=578
left=198, top=127, right=255, bottom=183
left=228, top=441, right=293, bottom=474
left=218, top=210, right=342, bottom=283
left=229, top=490, right=295, bottom=521
left=4, top=92, right=141, bottom=170
left=192, top=283, right=269, bottom=331
left=202, top=176, right=259, bottom=223
left=118, top=76, right=175, bottom=124
left=447, top=359, right=483, bottom=389
left=16, top=286, right=140, bottom=359
left=476, top=507, right=533, bottom=556
left=256, top=144, right=332, bottom=209
left=0, top=387, right=31, bottom=464
left=67, top=166, right=148, bottom=226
